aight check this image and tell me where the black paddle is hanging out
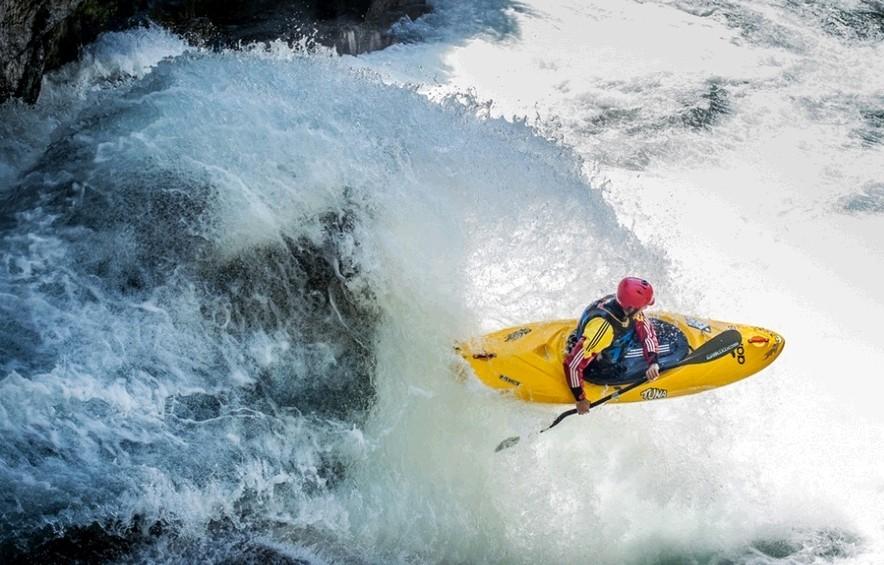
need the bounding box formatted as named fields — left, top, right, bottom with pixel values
left=494, top=329, right=743, bottom=452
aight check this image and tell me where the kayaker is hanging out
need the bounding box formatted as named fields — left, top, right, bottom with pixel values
left=563, top=277, right=660, bottom=414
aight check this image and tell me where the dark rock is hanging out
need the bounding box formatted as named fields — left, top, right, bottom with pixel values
left=153, top=0, right=431, bottom=55
left=203, top=198, right=379, bottom=421
left=0, top=516, right=166, bottom=564
left=0, top=0, right=138, bottom=103
left=1, top=514, right=359, bottom=564
left=0, top=0, right=431, bottom=105
left=365, top=0, right=428, bottom=26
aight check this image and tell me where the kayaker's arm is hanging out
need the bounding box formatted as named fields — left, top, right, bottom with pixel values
left=635, top=312, right=660, bottom=366
left=563, top=317, right=614, bottom=402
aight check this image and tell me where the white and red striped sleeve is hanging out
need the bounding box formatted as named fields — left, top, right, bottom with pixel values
left=563, top=318, right=614, bottom=398
left=636, top=313, right=659, bottom=365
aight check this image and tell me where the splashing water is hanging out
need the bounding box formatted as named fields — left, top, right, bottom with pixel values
left=2, top=0, right=884, bottom=562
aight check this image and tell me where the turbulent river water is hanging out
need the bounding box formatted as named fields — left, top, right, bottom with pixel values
left=1, top=1, right=883, bottom=563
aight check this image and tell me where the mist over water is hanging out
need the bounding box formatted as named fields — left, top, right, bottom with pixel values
left=2, top=1, right=883, bottom=563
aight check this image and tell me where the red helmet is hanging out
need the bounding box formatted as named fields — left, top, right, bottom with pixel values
left=616, top=277, right=655, bottom=310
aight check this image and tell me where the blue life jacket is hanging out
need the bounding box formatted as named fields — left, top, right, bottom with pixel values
left=569, top=294, right=636, bottom=367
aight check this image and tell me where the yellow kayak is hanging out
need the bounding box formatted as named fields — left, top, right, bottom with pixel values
left=456, top=313, right=784, bottom=405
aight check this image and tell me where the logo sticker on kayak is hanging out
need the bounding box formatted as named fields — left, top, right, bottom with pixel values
left=499, top=374, right=521, bottom=386
left=705, top=342, right=740, bottom=360
left=504, top=328, right=532, bottom=342
left=641, top=387, right=668, bottom=400
left=685, top=318, right=712, bottom=333
left=731, top=344, right=746, bottom=365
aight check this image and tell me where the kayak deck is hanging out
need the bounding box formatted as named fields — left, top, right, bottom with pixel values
left=455, top=312, right=784, bottom=405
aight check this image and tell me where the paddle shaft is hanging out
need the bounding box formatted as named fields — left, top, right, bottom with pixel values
left=540, top=377, right=648, bottom=433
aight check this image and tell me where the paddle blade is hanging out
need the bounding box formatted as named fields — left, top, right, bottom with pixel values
left=495, top=436, right=520, bottom=452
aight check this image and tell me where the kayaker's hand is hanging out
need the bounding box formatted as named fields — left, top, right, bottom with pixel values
left=645, top=363, right=660, bottom=381
left=576, top=399, right=591, bottom=414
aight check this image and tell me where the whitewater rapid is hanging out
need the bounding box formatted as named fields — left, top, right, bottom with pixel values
left=349, top=0, right=884, bottom=562
left=1, top=0, right=883, bottom=563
